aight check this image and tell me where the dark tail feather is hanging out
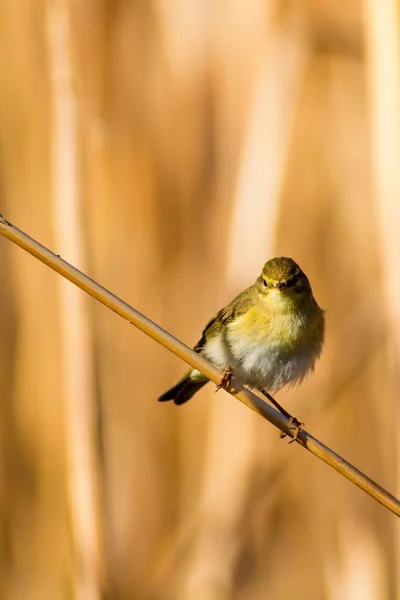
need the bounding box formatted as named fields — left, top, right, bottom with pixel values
left=158, top=370, right=208, bottom=405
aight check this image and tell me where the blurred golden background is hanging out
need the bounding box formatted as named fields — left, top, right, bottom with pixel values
left=0, top=0, right=399, bottom=598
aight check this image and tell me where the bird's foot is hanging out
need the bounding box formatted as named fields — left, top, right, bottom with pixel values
left=215, top=367, right=233, bottom=392
left=280, top=417, right=304, bottom=443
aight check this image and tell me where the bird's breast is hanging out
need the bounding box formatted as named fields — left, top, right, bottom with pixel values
left=225, top=307, right=323, bottom=391
left=228, top=306, right=310, bottom=349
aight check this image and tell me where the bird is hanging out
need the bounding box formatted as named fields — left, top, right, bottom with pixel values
left=159, top=257, right=324, bottom=433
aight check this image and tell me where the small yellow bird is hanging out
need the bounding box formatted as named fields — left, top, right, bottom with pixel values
left=159, top=257, right=324, bottom=429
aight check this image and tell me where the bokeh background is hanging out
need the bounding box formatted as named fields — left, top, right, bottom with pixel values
left=0, top=0, right=399, bottom=599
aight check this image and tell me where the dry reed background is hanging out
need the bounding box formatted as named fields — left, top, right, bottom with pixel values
left=0, top=1, right=399, bottom=599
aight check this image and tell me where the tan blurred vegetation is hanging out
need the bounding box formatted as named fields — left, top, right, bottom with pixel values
left=0, top=0, right=399, bottom=599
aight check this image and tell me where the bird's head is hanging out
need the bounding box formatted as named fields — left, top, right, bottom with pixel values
left=256, top=257, right=313, bottom=303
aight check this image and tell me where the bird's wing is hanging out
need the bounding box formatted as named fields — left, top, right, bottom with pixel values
left=194, top=285, right=255, bottom=353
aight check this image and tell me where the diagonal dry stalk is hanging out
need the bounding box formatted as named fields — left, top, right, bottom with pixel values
left=0, top=214, right=399, bottom=517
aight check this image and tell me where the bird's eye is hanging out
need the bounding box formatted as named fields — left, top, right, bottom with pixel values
left=289, top=274, right=301, bottom=286
left=263, top=279, right=268, bottom=287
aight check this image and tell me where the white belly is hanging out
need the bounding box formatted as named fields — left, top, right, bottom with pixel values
left=203, top=331, right=318, bottom=392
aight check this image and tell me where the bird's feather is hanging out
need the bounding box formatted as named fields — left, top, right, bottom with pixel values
left=194, top=286, right=255, bottom=352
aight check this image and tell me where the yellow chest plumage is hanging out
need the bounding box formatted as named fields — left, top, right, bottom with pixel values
left=203, top=293, right=324, bottom=392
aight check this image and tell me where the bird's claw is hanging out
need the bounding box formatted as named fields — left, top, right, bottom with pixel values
left=215, top=367, right=233, bottom=392
left=280, top=417, right=304, bottom=443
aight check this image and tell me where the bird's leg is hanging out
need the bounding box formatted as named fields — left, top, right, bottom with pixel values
left=261, top=389, right=303, bottom=442
left=261, top=389, right=292, bottom=419
left=215, top=366, right=233, bottom=392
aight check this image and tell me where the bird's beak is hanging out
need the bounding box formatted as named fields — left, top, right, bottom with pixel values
left=276, top=282, right=286, bottom=291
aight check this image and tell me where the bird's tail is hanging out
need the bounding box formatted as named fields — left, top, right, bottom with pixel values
left=158, top=369, right=208, bottom=405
